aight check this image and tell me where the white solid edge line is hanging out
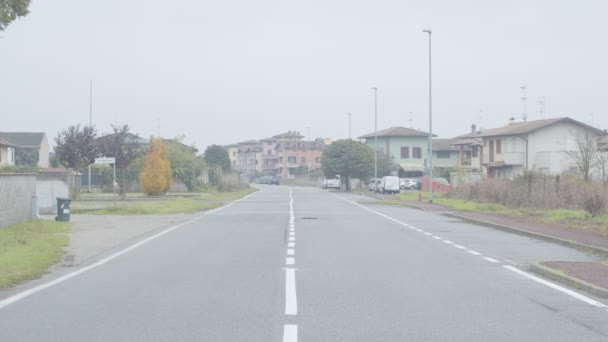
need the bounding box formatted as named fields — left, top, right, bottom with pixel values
left=504, top=265, right=608, bottom=310
left=285, top=268, right=298, bottom=315
left=286, top=257, right=295, bottom=265
left=484, top=257, right=500, bottom=263
left=283, top=324, right=298, bottom=342
left=0, top=191, right=258, bottom=310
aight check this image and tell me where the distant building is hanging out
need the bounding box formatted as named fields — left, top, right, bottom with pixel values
left=224, top=144, right=239, bottom=171
left=236, top=140, right=262, bottom=179
left=453, top=117, right=605, bottom=178
left=358, top=127, right=434, bottom=178
left=260, top=131, right=325, bottom=178
left=0, top=132, right=50, bottom=168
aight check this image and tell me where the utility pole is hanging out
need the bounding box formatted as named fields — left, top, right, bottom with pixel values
left=521, top=86, right=528, bottom=122
left=371, top=87, right=378, bottom=182
left=423, top=29, right=433, bottom=204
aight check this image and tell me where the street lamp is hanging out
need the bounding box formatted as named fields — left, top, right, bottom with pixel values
left=423, top=28, right=433, bottom=204
left=371, top=87, right=378, bottom=182
left=346, top=113, right=352, bottom=140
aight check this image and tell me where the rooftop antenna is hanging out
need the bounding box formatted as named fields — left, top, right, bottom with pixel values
left=537, top=96, right=545, bottom=119
left=408, top=112, right=414, bottom=129
left=521, top=86, right=528, bottom=122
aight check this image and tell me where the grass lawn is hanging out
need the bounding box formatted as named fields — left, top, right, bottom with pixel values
left=197, top=188, right=258, bottom=201
left=0, top=220, right=69, bottom=288
left=396, top=191, right=608, bottom=234
left=76, top=197, right=223, bottom=215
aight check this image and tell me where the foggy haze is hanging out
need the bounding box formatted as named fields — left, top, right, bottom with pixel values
left=1, top=0, right=607, bottom=149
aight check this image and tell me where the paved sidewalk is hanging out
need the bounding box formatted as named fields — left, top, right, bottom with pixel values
left=532, top=261, right=608, bottom=298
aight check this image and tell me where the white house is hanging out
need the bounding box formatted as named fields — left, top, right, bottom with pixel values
left=0, top=132, right=50, bottom=168
left=454, top=117, right=605, bottom=178
left=0, top=138, right=16, bottom=167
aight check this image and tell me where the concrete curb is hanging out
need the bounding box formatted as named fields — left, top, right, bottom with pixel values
left=529, top=262, right=608, bottom=299
left=443, top=212, right=608, bottom=258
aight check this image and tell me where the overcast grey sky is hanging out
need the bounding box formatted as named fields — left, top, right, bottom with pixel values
left=2, top=0, right=607, bottom=150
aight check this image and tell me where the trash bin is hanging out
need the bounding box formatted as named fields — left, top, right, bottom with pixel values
left=55, top=197, right=72, bottom=222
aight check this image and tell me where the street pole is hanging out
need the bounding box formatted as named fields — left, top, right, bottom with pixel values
left=371, top=87, right=378, bottom=183
left=347, top=113, right=352, bottom=139
left=88, top=80, right=93, bottom=192
left=423, top=29, right=433, bottom=204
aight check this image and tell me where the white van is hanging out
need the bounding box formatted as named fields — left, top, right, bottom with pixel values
left=378, top=176, right=400, bottom=194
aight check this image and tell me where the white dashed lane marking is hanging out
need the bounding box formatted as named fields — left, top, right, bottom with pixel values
left=328, top=191, right=608, bottom=313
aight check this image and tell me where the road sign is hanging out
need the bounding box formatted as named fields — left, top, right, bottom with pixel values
left=95, top=157, right=116, bottom=164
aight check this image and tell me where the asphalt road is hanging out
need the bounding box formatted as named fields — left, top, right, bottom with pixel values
left=0, top=185, right=607, bottom=341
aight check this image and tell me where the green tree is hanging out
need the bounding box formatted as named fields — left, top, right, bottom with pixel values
left=0, top=0, right=30, bottom=31
left=321, top=140, right=374, bottom=191
left=377, top=150, right=399, bottom=178
left=139, top=137, right=172, bottom=195
left=166, top=140, right=206, bottom=191
left=203, top=145, right=231, bottom=173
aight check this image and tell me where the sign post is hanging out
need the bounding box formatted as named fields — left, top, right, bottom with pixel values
left=95, top=157, right=117, bottom=206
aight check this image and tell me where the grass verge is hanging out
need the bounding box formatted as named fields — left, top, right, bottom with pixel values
left=0, top=220, right=69, bottom=288
left=198, top=187, right=258, bottom=201
left=396, top=191, right=608, bottom=234
left=76, top=197, right=223, bottom=215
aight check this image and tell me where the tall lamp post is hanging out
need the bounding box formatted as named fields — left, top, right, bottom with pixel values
left=371, top=87, right=378, bottom=182
left=423, top=29, right=433, bottom=204
left=88, top=80, right=93, bottom=192
left=347, top=113, right=352, bottom=139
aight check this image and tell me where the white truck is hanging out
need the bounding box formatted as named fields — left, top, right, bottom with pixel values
left=322, top=175, right=341, bottom=190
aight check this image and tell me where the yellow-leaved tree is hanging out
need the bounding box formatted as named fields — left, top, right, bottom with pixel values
left=139, top=137, right=172, bottom=195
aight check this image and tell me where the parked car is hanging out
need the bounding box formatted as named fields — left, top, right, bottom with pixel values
left=270, top=176, right=280, bottom=185
left=410, top=179, right=422, bottom=190
left=378, top=176, right=400, bottom=194
left=322, top=175, right=341, bottom=190
left=400, top=178, right=418, bottom=190
left=369, top=178, right=380, bottom=191
left=258, top=176, right=271, bottom=184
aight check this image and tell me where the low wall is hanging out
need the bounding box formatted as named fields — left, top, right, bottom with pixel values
left=36, top=179, right=69, bottom=214
left=0, top=173, right=36, bottom=228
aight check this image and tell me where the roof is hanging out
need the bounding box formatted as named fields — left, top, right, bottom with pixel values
left=272, top=131, right=305, bottom=139
left=0, top=138, right=16, bottom=147
left=97, top=132, right=148, bottom=145
left=450, top=138, right=482, bottom=147
left=0, top=132, right=46, bottom=148
left=358, top=127, right=432, bottom=139
left=237, top=139, right=260, bottom=145
left=432, top=139, right=459, bottom=151
left=163, top=139, right=198, bottom=153
left=458, top=117, right=605, bottom=138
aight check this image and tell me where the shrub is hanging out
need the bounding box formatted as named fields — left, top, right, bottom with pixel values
left=139, top=137, right=172, bottom=195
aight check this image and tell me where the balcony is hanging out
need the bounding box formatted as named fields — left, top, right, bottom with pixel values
left=286, top=163, right=298, bottom=168
left=503, top=152, right=525, bottom=165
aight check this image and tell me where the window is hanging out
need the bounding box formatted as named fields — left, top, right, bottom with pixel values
left=400, top=146, right=409, bottom=159
left=437, top=151, right=450, bottom=159
left=315, top=157, right=321, bottom=163
left=267, top=150, right=272, bottom=156
left=301, top=157, right=306, bottom=164
left=288, top=156, right=296, bottom=164
left=412, top=147, right=422, bottom=159
left=496, top=139, right=502, bottom=154
left=472, top=146, right=478, bottom=158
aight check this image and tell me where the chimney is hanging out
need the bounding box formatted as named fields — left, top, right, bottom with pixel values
left=509, top=117, right=516, bottom=125
left=471, top=124, right=477, bottom=133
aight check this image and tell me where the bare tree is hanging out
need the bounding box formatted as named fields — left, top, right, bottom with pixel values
left=596, top=151, right=608, bottom=185
left=565, top=128, right=599, bottom=182
left=96, top=124, right=143, bottom=197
